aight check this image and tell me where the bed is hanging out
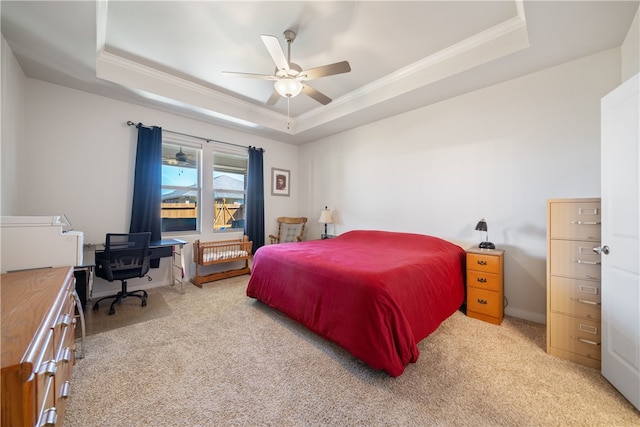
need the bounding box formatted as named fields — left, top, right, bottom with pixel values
left=246, top=230, right=466, bottom=376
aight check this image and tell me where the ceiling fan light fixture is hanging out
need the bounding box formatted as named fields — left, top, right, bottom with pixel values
left=274, top=77, right=303, bottom=98
left=175, top=147, right=187, bottom=162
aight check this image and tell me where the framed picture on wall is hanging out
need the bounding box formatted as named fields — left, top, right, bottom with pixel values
left=271, top=167, right=290, bottom=196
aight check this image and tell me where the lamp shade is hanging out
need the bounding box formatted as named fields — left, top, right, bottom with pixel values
left=318, top=207, right=333, bottom=224
left=475, top=219, right=488, bottom=232
left=274, top=78, right=303, bottom=98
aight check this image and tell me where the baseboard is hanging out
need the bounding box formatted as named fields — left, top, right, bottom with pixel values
left=505, top=306, right=546, bottom=324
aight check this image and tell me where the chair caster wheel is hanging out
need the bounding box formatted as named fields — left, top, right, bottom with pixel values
left=141, top=299, right=147, bottom=307
left=108, top=307, right=116, bottom=315
left=93, top=304, right=99, bottom=311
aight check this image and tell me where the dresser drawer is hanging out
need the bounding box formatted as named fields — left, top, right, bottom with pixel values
left=36, top=331, right=56, bottom=427
left=467, top=287, right=502, bottom=319
left=467, top=253, right=500, bottom=274
left=54, top=325, right=74, bottom=425
left=53, top=311, right=73, bottom=359
left=548, top=312, right=601, bottom=361
left=549, top=276, right=600, bottom=321
left=467, top=270, right=500, bottom=292
left=549, top=201, right=601, bottom=240
left=549, top=240, right=601, bottom=281
left=37, top=375, right=57, bottom=427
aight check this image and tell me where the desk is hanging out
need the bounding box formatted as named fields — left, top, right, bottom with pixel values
left=83, top=238, right=187, bottom=299
left=150, top=239, right=187, bottom=295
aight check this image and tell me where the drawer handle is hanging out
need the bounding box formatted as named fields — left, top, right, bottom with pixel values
left=40, top=408, right=57, bottom=426
left=43, top=360, right=57, bottom=377
left=577, top=337, right=601, bottom=346
left=477, top=298, right=488, bottom=305
left=570, top=220, right=601, bottom=225
left=61, top=347, right=73, bottom=363
left=573, top=259, right=601, bottom=265
left=60, top=381, right=71, bottom=399
left=477, top=277, right=487, bottom=283
left=476, top=260, right=488, bottom=266
left=576, top=298, right=601, bottom=306
left=58, top=313, right=72, bottom=327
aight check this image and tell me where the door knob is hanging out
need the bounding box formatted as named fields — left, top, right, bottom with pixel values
left=593, top=245, right=610, bottom=255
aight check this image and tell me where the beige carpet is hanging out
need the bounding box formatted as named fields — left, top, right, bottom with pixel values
left=66, top=276, right=639, bottom=426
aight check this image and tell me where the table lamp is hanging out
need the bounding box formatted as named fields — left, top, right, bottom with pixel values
left=318, top=206, right=333, bottom=239
left=475, top=218, right=495, bottom=249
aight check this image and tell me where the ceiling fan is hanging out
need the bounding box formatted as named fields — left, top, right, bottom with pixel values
left=163, top=147, right=196, bottom=167
left=222, top=29, right=351, bottom=106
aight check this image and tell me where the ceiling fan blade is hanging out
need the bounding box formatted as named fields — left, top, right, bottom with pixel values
left=221, top=71, right=276, bottom=80
left=301, top=61, right=351, bottom=80
left=302, top=84, right=332, bottom=105
left=265, top=90, right=281, bottom=106
left=261, top=35, right=290, bottom=73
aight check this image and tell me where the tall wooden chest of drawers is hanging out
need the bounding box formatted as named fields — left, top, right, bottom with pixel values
left=547, top=198, right=602, bottom=369
left=1, top=267, right=77, bottom=427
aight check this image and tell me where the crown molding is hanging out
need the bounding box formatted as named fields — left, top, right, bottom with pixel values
left=94, top=0, right=528, bottom=138
left=295, top=8, right=529, bottom=133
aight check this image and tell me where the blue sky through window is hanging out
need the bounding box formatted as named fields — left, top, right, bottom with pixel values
left=162, top=164, right=197, bottom=187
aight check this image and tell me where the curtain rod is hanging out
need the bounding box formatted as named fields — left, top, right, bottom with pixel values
left=126, top=121, right=264, bottom=152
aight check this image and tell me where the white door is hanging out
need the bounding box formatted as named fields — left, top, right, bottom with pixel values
left=600, top=73, right=640, bottom=411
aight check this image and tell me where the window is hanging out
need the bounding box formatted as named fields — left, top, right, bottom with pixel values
left=161, top=142, right=200, bottom=233
left=213, top=152, right=247, bottom=231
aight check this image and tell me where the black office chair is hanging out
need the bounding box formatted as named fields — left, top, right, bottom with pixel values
left=93, top=232, right=152, bottom=315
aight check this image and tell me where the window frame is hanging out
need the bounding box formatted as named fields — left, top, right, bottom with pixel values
left=212, top=150, right=248, bottom=234
left=160, top=138, right=202, bottom=235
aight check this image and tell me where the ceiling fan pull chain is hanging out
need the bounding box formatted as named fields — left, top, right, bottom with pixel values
left=287, top=96, right=291, bottom=130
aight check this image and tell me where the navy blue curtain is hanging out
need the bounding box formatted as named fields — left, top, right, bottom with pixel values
left=130, top=124, right=162, bottom=266
left=246, top=146, right=265, bottom=251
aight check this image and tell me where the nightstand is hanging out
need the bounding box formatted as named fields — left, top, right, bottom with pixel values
left=466, top=247, right=505, bottom=325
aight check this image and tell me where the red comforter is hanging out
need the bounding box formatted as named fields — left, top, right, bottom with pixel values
left=246, top=230, right=466, bottom=376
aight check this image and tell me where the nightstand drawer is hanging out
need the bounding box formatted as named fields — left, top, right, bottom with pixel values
left=467, top=287, right=502, bottom=318
left=467, top=253, right=500, bottom=274
left=467, top=270, right=500, bottom=292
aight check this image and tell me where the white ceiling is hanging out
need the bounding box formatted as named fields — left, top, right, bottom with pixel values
left=2, top=1, right=638, bottom=145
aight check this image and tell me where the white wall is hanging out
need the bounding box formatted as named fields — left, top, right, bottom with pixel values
left=1, top=36, right=626, bottom=320
left=19, top=80, right=300, bottom=245
left=1, top=37, right=26, bottom=215
left=299, top=48, right=622, bottom=323
left=2, top=39, right=300, bottom=296
left=621, top=8, right=639, bottom=81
